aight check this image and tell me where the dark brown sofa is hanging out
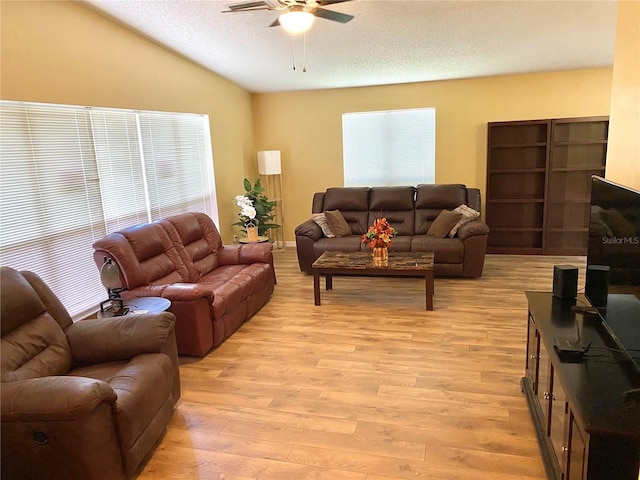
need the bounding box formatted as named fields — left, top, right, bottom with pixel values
left=295, top=184, right=489, bottom=277
left=92, top=212, right=275, bottom=356
left=1, top=266, right=180, bottom=480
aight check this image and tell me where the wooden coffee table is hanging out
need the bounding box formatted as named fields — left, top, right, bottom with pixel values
left=312, top=251, right=435, bottom=310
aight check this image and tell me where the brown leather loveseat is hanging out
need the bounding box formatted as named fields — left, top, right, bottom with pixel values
left=0, top=267, right=180, bottom=480
left=92, top=212, right=275, bottom=356
left=295, top=184, right=489, bottom=277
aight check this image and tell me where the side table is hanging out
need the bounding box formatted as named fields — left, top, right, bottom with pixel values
left=97, top=297, right=171, bottom=319
left=238, top=236, right=269, bottom=244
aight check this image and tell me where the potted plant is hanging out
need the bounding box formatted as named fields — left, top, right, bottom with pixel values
left=234, top=178, right=279, bottom=238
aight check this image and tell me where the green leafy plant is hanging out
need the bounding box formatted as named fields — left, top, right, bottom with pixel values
left=234, top=178, right=279, bottom=237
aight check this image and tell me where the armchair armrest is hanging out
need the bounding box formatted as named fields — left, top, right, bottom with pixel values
left=1, top=376, right=116, bottom=422
left=295, top=219, right=323, bottom=241
left=458, top=219, right=490, bottom=240
left=66, top=313, right=176, bottom=365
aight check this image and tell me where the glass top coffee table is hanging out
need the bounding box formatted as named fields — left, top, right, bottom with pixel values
left=311, top=251, right=435, bottom=310
left=97, top=296, right=171, bottom=318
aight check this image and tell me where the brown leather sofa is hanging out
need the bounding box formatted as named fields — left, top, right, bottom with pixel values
left=92, top=212, right=276, bottom=356
left=295, top=184, right=490, bottom=277
left=0, top=266, right=180, bottom=480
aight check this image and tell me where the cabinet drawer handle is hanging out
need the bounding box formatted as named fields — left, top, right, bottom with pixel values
left=562, top=446, right=569, bottom=452
left=543, top=392, right=550, bottom=400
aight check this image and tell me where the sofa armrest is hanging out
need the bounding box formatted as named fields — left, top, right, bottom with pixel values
left=1, top=377, right=116, bottom=422
left=458, top=219, right=490, bottom=240
left=218, top=243, right=273, bottom=265
left=125, top=283, right=215, bottom=304
left=295, top=219, right=323, bottom=241
left=66, top=313, right=176, bottom=365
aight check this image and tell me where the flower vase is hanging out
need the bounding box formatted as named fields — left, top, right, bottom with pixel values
left=246, top=226, right=258, bottom=242
left=372, top=246, right=388, bottom=265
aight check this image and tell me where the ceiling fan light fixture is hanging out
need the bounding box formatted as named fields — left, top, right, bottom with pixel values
left=279, top=10, right=315, bottom=34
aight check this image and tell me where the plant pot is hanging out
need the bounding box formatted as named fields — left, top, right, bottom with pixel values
left=246, top=226, right=258, bottom=242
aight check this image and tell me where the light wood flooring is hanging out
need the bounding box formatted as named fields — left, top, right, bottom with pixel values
left=137, top=250, right=587, bottom=480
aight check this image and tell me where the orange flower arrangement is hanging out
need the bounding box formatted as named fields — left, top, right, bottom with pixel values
left=361, top=217, right=397, bottom=249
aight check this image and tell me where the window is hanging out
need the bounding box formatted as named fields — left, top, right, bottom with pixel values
left=342, top=108, right=436, bottom=187
left=0, top=100, right=217, bottom=319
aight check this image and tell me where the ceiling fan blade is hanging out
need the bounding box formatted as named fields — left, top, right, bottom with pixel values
left=225, top=0, right=280, bottom=12
left=313, top=7, right=354, bottom=23
left=316, top=0, right=353, bottom=5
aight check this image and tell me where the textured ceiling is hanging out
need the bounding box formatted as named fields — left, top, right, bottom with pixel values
left=85, top=0, right=618, bottom=94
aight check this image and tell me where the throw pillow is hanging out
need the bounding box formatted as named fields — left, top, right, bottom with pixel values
left=324, top=210, right=352, bottom=237
left=448, top=204, right=481, bottom=238
left=427, top=210, right=463, bottom=238
left=311, top=213, right=336, bottom=238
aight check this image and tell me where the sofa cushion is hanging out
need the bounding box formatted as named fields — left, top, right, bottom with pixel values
left=1, top=314, right=72, bottom=382
left=411, top=236, right=464, bottom=263
left=416, top=184, right=467, bottom=209
left=413, top=185, right=467, bottom=235
left=314, top=236, right=363, bottom=255
left=448, top=204, right=481, bottom=238
left=0, top=268, right=47, bottom=336
left=370, top=187, right=415, bottom=210
left=427, top=210, right=462, bottom=238
left=387, top=235, right=412, bottom=252
left=93, top=223, right=192, bottom=288
left=325, top=210, right=352, bottom=237
left=367, top=187, right=416, bottom=235
left=323, top=187, right=370, bottom=211
left=159, top=212, right=225, bottom=280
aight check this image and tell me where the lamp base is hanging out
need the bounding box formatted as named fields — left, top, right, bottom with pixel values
left=100, top=297, right=124, bottom=314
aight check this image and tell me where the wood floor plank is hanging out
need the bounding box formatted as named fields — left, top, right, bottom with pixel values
left=135, top=251, right=584, bottom=479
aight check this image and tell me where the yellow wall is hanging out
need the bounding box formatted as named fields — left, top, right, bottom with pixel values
left=253, top=69, right=613, bottom=240
left=1, top=1, right=620, bottom=244
left=0, top=0, right=255, bottom=242
left=606, top=0, right=640, bottom=190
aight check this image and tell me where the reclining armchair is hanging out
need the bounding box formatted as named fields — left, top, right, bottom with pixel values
left=0, top=266, right=181, bottom=480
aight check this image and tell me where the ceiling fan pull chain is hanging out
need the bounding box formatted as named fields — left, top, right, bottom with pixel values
left=290, top=36, right=296, bottom=70
left=303, top=32, right=307, bottom=73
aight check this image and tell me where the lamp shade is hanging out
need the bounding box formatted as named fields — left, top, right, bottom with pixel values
left=100, top=257, right=120, bottom=290
left=258, top=150, right=282, bottom=175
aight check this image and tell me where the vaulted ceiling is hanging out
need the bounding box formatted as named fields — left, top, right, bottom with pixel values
left=85, top=0, right=618, bottom=93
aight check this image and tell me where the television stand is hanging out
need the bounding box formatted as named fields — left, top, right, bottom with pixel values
left=523, top=292, right=640, bottom=480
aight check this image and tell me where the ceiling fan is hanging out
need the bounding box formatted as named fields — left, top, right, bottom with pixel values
left=224, top=0, right=355, bottom=34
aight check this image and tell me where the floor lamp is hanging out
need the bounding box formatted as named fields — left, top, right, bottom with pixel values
left=258, top=150, right=285, bottom=249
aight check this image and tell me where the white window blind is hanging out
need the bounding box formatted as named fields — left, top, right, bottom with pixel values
left=0, top=100, right=217, bottom=319
left=90, top=109, right=149, bottom=232
left=140, top=112, right=216, bottom=219
left=342, top=108, right=436, bottom=187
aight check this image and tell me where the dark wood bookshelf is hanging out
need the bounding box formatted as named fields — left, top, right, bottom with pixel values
left=486, top=116, right=609, bottom=255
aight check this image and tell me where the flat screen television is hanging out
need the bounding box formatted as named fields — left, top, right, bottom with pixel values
left=586, top=176, right=640, bottom=370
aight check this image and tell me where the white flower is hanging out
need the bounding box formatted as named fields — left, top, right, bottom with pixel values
left=235, top=195, right=252, bottom=209
left=242, top=205, right=256, bottom=220
left=236, top=195, right=256, bottom=220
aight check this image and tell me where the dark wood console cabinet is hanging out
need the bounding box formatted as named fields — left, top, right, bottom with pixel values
left=522, top=292, right=640, bottom=480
